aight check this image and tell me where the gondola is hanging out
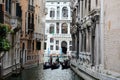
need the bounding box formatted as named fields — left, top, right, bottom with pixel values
left=43, top=62, right=51, bottom=69
left=60, top=60, right=70, bottom=69
left=51, top=62, right=60, bottom=70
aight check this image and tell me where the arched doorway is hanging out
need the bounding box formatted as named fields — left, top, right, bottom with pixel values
left=61, top=41, right=67, bottom=54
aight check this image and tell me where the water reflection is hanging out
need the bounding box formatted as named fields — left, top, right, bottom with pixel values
left=5, top=65, right=83, bottom=80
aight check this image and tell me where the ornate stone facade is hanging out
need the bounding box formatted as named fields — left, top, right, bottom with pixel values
left=45, top=0, right=72, bottom=57
left=70, top=0, right=120, bottom=79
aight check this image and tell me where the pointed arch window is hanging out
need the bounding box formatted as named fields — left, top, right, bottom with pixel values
left=50, top=8, right=55, bottom=18
left=61, top=23, right=68, bottom=34
left=49, top=24, right=54, bottom=34
left=62, top=7, right=68, bottom=17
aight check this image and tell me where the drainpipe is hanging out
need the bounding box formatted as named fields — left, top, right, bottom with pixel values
left=100, top=0, right=104, bottom=68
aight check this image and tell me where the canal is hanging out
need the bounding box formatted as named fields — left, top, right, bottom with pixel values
left=5, top=64, right=83, bottom=80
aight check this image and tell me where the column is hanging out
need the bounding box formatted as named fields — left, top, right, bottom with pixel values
left=55, top=23, right=56, bottom=34
left=79, top=30, right=82, bottom=52
left=96, top=21, right=101, bottom=65
left=91, top=25, right=95, bottom=66
left=80, top=0, right=83, bottom=19
left=68, top=23, right=70, bottom=34
left=81, top=30, right=84, bottom=52
left=86, top=28, right=89, bottom=52
left=60, top=6, right=62, bottom=20
left=67, top=40, right=69, bottom=53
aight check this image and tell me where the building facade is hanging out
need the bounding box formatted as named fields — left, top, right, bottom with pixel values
left=0, top=0, right=22, bottom=78
left=70, top=0, right=120, bottom=80
left=20, top=0, right=45, bottom=67
left=45, top=0, right=72, bottom=57
left=0, top=0, right=45, bottom=79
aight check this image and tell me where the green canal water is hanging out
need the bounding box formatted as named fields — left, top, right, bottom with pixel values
left=5, top=64, right=83, bottom=80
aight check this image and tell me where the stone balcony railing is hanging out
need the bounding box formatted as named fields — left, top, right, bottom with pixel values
left=70, top=51, right=120, bottom=80
left=79, top=52, right=91, bottom=65
left=53, top=34, right=71, bottom=38
left=10, top=16, right=22, bottom=30
left=33, top=32, right=43, bottom=41
left=28, top=5, right=35, bottom=12
left=71, top=51, right=76, bottom=58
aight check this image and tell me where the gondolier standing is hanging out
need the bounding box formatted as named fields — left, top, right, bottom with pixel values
left=50, top=55, right=53, bottom=65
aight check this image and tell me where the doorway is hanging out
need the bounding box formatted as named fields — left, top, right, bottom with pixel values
left=61, top=41, right=67, bottom=54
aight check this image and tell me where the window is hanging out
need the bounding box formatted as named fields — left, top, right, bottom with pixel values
left=62, top=7, right=68, bottom=17
left=50, top=45, right=53, bottom=50
left=0, top=4, right=4, bottom=23
left=69, top=46, right=72, bottom=51
left=57, top=6, right=60, bottom=18
left=16, top=3, right=22, bottom=17
left=56, top=40, right=59, bottom=44
left=56, top=46, right=59, bottom=50
left=50, top=38, right=54, bottom=43
left=28, top=40, right=31, bottom=49
left=5, top=0, right=11, bottom=14
left=61, top=23, right=68, bottom=34
left=50, top=8, right=55, bottom=17
left=69, top=41, right=72, bottom=45
left=56, top=23, right=59, bottom=33
left=36, top=42, right=41, bottom=50
left=49, top=24, right=54, bottom=34
left=44, top=42, right=46, bottom=50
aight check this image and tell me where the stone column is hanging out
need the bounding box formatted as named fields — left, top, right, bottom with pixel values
left=80, top=0, right=83, bottom=19
left=88, top=28, right=92, bottom=65
left=68, top=23, right=70, bottom=34
left=80, top=30, right=83, bottom=52
left=86, top=28, right=89, bottom=52
left=55, top=24, right=56, bottom=34
left=79, top=30, right=82, bottom=52
left=95, top=21, right=100, bottom=66
left=91, top=25, right=95, bottom=66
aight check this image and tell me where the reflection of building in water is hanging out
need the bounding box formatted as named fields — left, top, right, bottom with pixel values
left=44, top=0, right=72, bottom=56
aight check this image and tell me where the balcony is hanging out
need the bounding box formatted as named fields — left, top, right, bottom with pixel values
left=53, top=34, right=71, bottom=38
left=10, top=17, right=22, bottom=31
left=33, top=33, right=43, bottom=41
left=28, top=5, right=35, bottom=12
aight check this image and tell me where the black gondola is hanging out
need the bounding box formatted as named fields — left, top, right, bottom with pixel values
left=43, top=62, right=51, bottom=69
left=51, top=62, right=60, bottom=70
left=60, top=60, right=70, bottom=69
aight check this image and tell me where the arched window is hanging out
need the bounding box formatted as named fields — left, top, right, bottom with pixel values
left=49, top=24, right=54, bottom=34
left=62, top=7, right=68, bottom=17
left=61, top=23, right=68, bottom=34
left=50, top=8, right=55, bottom=17
left=61, top=41, right=67, bottom=54
left=56, top=22, right=59, bottom=33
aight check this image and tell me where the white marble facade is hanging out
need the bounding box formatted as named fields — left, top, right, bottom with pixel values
left=45, top=0, right=72, bottom=56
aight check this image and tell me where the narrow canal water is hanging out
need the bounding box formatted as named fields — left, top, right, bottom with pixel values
left=5, top=64, right=83, bottom=80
